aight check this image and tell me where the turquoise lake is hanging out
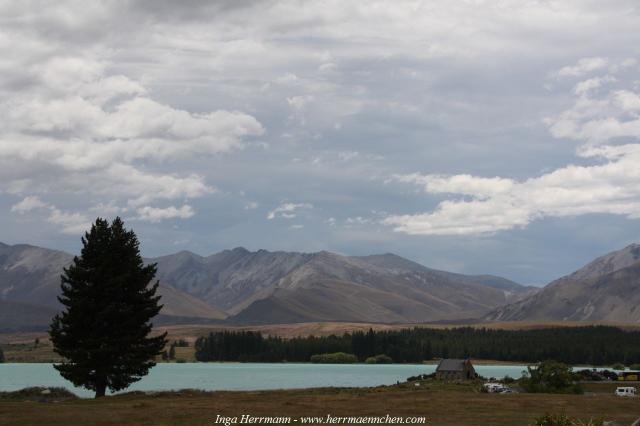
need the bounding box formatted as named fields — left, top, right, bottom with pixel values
left=0, top=363, right=531, bottom=398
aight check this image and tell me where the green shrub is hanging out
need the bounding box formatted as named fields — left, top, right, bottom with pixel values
left=502, top=375, right=515, bottom=384
left=365, top=354, right=393, bottom=364
left=520, top=360, right=583, bottom=394
left=610, top=362, right=626, bottom=370
left=629, top=363, right=640, bottom=371
left=310, top=352, right=358, bottom=364
left=530, top=413, right=603, bottom=426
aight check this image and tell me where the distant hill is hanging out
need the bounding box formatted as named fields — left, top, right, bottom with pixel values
left=0, top=243, right=227, bottom=330
left=151, top=248, right=534, bottom=324
left=0, top=299, right=58, bottom=332
left=1, top=241, right=533, bottom=329
left=485, top=243, right=640, bottom=322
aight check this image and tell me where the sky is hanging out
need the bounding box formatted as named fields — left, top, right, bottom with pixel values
left=1, top=1, right=640, bottom=285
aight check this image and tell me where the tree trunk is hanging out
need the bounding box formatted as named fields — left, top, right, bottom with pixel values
left=95, top=383, right=106, bottom=398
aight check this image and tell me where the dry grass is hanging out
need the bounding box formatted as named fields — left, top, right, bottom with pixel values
left=0, top=383, right=637, bottom=426
left=1, top=340, right=61, bottom=363
left=153, top=320, right=640, bottom=340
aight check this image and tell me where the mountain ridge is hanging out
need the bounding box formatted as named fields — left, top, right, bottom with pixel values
left=485, top=243, right=640, bottom=322
left=1, top=241, right=531, bottom=329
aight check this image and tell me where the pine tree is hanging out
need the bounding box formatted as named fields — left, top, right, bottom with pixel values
left=49, top=217, right=167, bottom=398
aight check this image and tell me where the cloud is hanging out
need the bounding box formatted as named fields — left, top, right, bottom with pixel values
left=0, top=48, right=263, bottom=231
left=555, top=57, right=608, bottom=78
left=267, top=202, right=313, bottom=220
left=11, top=196, right=49, bottom=214
left=385, top=59, right=640, bottom=235
left=136, top=205, right=195, bottom=223
left=46, top=208, right=91, bottom=235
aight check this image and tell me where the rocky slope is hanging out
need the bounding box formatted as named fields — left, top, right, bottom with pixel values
left=485, top=243, right=640, bottom=322
left=2, top=241, right=537, bottom=328
left=0, top=243, right=227, bottom=323
left=152, top=248, right=534, bottom=324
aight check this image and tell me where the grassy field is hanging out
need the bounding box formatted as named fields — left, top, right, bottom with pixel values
left=1, top=382, right=638, bottom=426
left=0, top=339, right=197, bottom=363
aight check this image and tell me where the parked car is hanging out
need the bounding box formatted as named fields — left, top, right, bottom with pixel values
left=484, top=383, right=508, bottom=393
left=615, top=386, right=636, bottom=397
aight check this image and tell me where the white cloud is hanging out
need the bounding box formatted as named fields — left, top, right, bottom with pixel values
left=338, top=151, right=359, bottom=161
left=136, top=205, right=195, bottom=223
left=267, top=202, right=313, bottom=220
left=0, top=48, right=263, bottom=232
left=385, top=59, right=640, bottom=236
left=46, top=208, right=91, bottom=235
left=391, top=173, right=515, bottom=198
left=555, top=57, right=608, bottom=78
left=546, top=77, right=640, bottom=145
left=11, top=196, right=49, bottom=214
left=345, top=216, right=374, bottom=226
left=573, top=76, right=615, bottom=96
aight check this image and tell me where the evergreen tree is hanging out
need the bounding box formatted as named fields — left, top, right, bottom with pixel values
left=49, top=217, right=167, bottom=398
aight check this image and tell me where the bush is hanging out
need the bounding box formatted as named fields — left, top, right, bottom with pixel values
left=0, top=387, right=78, bottom=400
left=502, top=375, right=515, bottom=384
left=365, top=354, right=393, bottom=364
left=520, top=360, right=583, bottom=394
left=610, top=362, right=626, bottom=370
left=406, top=373, right=434, bottom=382
left=310, top=352, right=358, bottom=364
left=530, top=413, right=603, bottom=426
left=630, top=363, right=640, bottom=371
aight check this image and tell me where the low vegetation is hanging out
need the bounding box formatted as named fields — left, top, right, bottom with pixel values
left=194, top=326, right=640, bottom=364
left=0, top=387, right=77, bottom=401
left=365, top=354, right=393, bottom=364
left=530, top=413, right=604, bottom=426
left=310, top=352, right=358, bottom=363
left=520, top=361, right=583, bottom=394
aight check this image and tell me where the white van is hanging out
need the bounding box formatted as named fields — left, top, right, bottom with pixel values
left=484, top=383, right=505, bottom=393
left=615, top=387, right=636, bottom=397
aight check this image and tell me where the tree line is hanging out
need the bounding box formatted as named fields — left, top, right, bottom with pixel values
left=195, top=326, right=640, bottom=365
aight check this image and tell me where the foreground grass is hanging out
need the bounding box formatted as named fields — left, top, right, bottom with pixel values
left=1, top=382, right=638, bottom=426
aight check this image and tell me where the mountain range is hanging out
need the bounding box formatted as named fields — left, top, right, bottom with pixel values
left=2, top=241, right=639, bottom=331
left=0, top=241, right=534, bottom=330
left=485, top=243, right=640, bottom=323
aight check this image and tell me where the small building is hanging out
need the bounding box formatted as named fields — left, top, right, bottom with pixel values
left=435, top=358, right=477, bottom=380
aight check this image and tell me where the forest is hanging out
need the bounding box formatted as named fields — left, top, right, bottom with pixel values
left=194, top=326, right=640, bottom=365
